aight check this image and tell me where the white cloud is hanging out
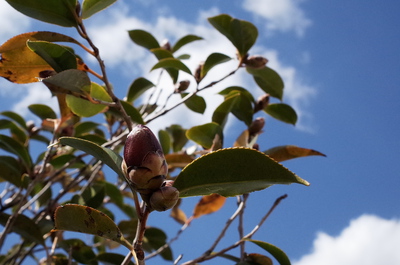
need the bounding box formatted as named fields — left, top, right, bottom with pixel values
left=293, top=215, right=400, bottom=265
left=242, top=0, right=312, bottom=36
left=0, top=1, right=31, bottom=41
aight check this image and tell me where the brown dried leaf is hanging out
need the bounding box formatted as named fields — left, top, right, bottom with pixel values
left=264, top=145, right=326, bottom=162
left=170, top=199, right=187, bottom=225
left=192, top=194, right=226, bottom=219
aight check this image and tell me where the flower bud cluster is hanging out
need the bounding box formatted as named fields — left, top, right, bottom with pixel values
left=122, top=125, right=179, bottom=211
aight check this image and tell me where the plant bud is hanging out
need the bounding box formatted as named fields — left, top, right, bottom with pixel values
left=194, top=62, right=204, bottom=83
left=174, top=80, right=190, bottom=93
left=254, top=94, right=270, bottom=113
left=123, top=125, right=168, bottom=193
left=149, top=185, right=179, bottom=212
left=248, top=117, right=265, bottom=136
left=161, top=39, right=171, bottom=51
left=244, top=55, right=268, bottom=69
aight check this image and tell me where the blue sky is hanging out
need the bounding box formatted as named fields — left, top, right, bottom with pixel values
left=1, top=0, right=400, bottom=264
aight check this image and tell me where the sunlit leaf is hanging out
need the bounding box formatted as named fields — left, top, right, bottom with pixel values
left=27, top=41, right=77, bottom=73
left=247, top=67, right=284, bottom=100
left=126, top=77, right=155, bottom=103
left=5, top=0, right=78, bottom=27
left=201, top=53, right=232, bottom=79
left=192, top=194, right=226, bottom=218
left=151, top=58, right=192, bottom=75
left=59, top=136, right=125, bottom=180
left=181, top=93, right=206, bottom=114
left=53, top=204, right=133, bottom=250
left=0, top=134, right=32, bottom=170
left=0, top=212, right=44, bottom=245
left=81, top=0, right=117, bottom=19
left=66, top=82, right=112, bottom=117
left=172, top=34, right=203, bottom=53
left=128, top=29, right=160, bottom=50
left=208, top=14, right=258, bottom=58
left=28, top=104, right=57, bottom=120
left=244, top=239, right=291, bottom=265
left=264, top=145, right=326, bottom=162
left=264, top=103, right=297, bottom=125
left=186, top=122, right=223, bottom=149
left=174, top=147, right=309, bottom=197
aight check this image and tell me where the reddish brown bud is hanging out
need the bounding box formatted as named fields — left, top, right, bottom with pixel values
left=244, top=55, right=268, bottom=69
left=149, top=185, right=179, bottom=211
left=161, top=39, right=171, bottom=51
left=174, top=80, right=190, bottom=93
left=254, top=94, right=270, bottom=113
left=194, top=62, right=204, bottom=83
left=123, top=125, right=167, bottom=192
left=248, top=117, right=265, bottom=136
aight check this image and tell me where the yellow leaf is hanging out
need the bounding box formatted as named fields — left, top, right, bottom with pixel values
left=192, top=194, right=226, bottom=219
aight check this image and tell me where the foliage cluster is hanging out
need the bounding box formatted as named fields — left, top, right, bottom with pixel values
left=0, top=0, right=324, bottom=264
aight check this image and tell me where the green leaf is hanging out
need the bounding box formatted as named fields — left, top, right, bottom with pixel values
left=208, top=14, right=258, bottom=58
left=120, top=101, right=144, bottom=125
left=97, top=253, right=135, bottom=265
left=66, top=82, right=112, bottom=117
left=158, top=129, right=171, bottom=154
left=28, top=104, right=57, bottom=120
left=247, top=67, right=284, bottom=100
left=244, top=239, right=291, bottom=265
left=201, top=53, right=232, bottom=79
left=264, top=103, right=297, bottom=125
left=53, top=204, right=133, bottom=250
left=0, top=212, right=44, bottom=245
left=172, top=34, right=203, bottom=53
left=82, top=183, right=106, bottom=209
left=144, top=227, right=173, bottom=261
left=0, top=119, right=27, bottom=143
left=59, top=238, right=97, bottom=264
left=181, top=93, right=206, bottom=114
left=212, top=91, right=240, bottom=128
left=43, top=69, right=91, bottom=94
left=0, top=156, right=23, bottom=186
left=128, top=29, right=160, bottom=50
left=150, top=48, right=174, bottom=60
left=174, top=147, right=309, bottom=197
left=0, top=134, right=32, bottom=170
left=126, top=77, right=155, bottom=103
left=59, top=137, right=125, bottom=180
left=74, top=121, right=100, bottom=136
left=151, top=58, right=192, bottom=75
left=0, top=111, right=27, bottom=130
left=81, top=0, right=117, bottom=19
left=27, top=41, right=77, bottom=73
left=219, top=86, right=255, bottom=103
left=186, top=123, right=223, bottom=149
left=5, top=0, right=78, bottom=27
left=166, top=125, right=188, bottom=152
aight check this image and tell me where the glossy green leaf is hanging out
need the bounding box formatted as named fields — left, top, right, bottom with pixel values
left=120, top=100, right=144, bottom=125
left=208, top=14, right=258, bottom=57
left=172, top=34, right=203, bottom=53
left=66, top=82, right=112, bottom=117
left=126, top=77, right=155, bottom=103
left=151, top=58, right=192, bottom=75
left=158, top=129, right=171, bottom=154
left=245, top=239, right=291, bottom=265
left=264, top=145, right=326, bottom=162
left=53, top=204, right=133, bottom=250
left=247, top=67, right=284, bottom=100
left=43, top=69, right=91, bottom=94
left=5, top=0, right=78, bottom=27
left=181, top=93, right=206, bottom=114
left=128, top=29, right=160, bottom=50
left=264, top=103, right=297, bottom=125
left=81, top=0, right=117, bottom=19
left=201, top=53, right=232, bottom=79
left=0, top=212, right=44, bottom=245
left=28, top=104, right=57, bottom=120
left=27, top=41, right=77, bottom=73
left=174, top=147, right=309, bottom=197
left=0, top=156, right=23, bottom=186
left=166, top=125, right=188, bottom=152
left=186, top=122, right=223, bottom=149
left=97, top=253, right=135, bottom=265
left=144, top=227, right=173, bottom=261
left=212, top=91, right=240, bottom=128
left=0, top=134, right=32, bottom=170
left=59, top=136, right=125, bottom=180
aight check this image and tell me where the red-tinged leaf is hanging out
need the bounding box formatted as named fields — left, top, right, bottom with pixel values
left=5, top=0, right=78, bottom=27
left=52, top=204, right=133, bottom=250
left=264, top=145, right=326, bottom=162
left=192, top=194, right=226, bottom=219
left=128, top=29, right=160, bottom=50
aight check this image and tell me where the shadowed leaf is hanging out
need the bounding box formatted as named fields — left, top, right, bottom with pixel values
left=28, top=104, right=57, bottom=120
left=181, top=93, right=206, bottom=114
left=0, top=212, right=44, bottom=245
left=172, top=34, right=203, bottom=53
left=264, top=103, right=297, bottom=125
left=151, top=58, right=192, bottom=75
left=201, top=53, right=232, bottom=79
left=128, top=29, right=160, bottom=50
left=81, top=0, right=117, bottom=19
left=212, top=91, right=240, bottom=128
left=127, top=77, right=155, bottom=103
left=245, top=239, right=291, bottom=265
left=0, top=134, right=32, bottom=170
left=186, top=122, right=223, bottom=149
left=247, top=67, right=284, bottom=100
